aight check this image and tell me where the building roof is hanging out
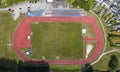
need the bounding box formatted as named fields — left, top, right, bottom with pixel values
left=114, top=23, right=120, bottom=30
left=96, top=0, right=103, bottom=3
left=47, top=0, right=53, bottom=2
left=110, top=4, right=120, bottom=14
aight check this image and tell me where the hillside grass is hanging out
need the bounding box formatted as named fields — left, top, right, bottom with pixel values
left=0, top=11, right=25, bottom=60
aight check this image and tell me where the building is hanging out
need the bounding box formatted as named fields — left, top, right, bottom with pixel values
left=96, top=0, right=120, bottom=20
left=47, top=0, right=53, bottom=3
left=114, top=22, right=120, bottom=30
left=96, top=0, right=103, bottom=3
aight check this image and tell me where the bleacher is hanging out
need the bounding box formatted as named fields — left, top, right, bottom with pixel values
left=27, top=9, right=87, bottom=17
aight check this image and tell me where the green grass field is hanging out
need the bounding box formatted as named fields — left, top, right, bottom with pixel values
left=93, top=52, right=120, bottom=70
left=31, top=22, right=83, bottom=60
left=0, top=11, right=25, bottom=60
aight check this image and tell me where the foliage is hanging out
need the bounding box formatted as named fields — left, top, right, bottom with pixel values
left=108, top=55, right=119, bottom=72
left=72, top=0, right=90, bottom=11
left=110, top=20, right=116, bottom=25
left=68, top=0, right=74, bottom=4
left=0, top=0, right=25, bottom=8
left=0, top=58, right=49, bottom=72
left=88, top=0, right=96, bottom=8
left=81, top=63, right=93, bottom=72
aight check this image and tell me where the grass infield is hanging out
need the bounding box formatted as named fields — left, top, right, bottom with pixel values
left=31, top=22, right=83, bottom=60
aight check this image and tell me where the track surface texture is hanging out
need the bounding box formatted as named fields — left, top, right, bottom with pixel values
left=13, top=16, right=104, bottom=64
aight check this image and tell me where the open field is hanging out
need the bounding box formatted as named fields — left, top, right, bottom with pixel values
left=93, top=52, right=120, bottom=70
left=50, top=65, right=82, bottom=72
left=0, top=11, right=25, bottom=60
left=31, top=22, right=83, bottom=60
left=109, top=36, right=120, bottom=45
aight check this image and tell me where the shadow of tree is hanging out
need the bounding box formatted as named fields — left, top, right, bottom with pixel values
left=0, top=58, right=49, bottom=72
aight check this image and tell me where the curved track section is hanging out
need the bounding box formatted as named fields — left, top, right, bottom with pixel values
left=13, top=16, right=104, bottom=64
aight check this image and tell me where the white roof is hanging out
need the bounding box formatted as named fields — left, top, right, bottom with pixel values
left=27, top=36, right=31, bottom=39
left=82, top=29, right=86, bottom=34
left=47, top=0, right=53, bottom=2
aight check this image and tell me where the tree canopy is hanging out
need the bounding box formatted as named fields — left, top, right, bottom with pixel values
left=108, top=55, right=119, bottom=72
left=0, top=58, right=49, bottom=72
left=72, top=0, right=90, bottom=11
left=68, top=0, right=74, bottom=4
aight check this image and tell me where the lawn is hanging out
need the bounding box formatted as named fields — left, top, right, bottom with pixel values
left=109, top=36, right=120, bottom=45
left=50, top=65, right=82, bottom=72
left=93, top=52, right=120, bottom=71
left=0, top=11, right=25, bottom=60
left=31, top=22, right=83, bottom=60
left=0, top=0, right=25, bottom=8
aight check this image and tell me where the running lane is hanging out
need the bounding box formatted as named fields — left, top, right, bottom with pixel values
left=13, top=16, right=104, bottom=64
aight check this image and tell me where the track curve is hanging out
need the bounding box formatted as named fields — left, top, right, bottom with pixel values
left=13, top=16, right=104, bottom=64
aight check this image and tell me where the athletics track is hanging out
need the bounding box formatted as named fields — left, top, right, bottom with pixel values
left=13, top=16, right=104, bottom=64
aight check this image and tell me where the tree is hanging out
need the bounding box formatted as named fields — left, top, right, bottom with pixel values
left=81, top=63, right=93, bottom=72
left=0, top=58, right=49, bottom=72
left=68, top=0, right=74, bottom=4
left=0, top=58, right=17, bottom=72
left=88, top=0, right=94, bottom=8
left=108, top=55, right=119, bottom=72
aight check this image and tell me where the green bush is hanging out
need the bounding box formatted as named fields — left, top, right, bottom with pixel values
left=72, top=0, right=90, bottom=11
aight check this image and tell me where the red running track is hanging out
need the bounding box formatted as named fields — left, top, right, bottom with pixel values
left=84, top=38, right=97, bottom=41
left=13, top=16, right=104, bottom=64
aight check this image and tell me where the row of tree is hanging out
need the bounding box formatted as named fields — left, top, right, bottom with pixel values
left=0, top=55, right=119, bottom=72
left=0, top=58, right=49, bottom=72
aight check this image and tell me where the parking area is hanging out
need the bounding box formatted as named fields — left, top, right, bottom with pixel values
left=7, top=0, right=52, bottom=20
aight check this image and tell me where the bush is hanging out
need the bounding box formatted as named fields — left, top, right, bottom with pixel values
left=72, top=0, right=90, bottom=11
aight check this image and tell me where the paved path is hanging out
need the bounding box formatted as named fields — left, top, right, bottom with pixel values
left=13, top=16, right=104, bottom=64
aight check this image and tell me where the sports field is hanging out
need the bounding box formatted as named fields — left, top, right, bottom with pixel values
left=31, top=22, right=83, bottom=59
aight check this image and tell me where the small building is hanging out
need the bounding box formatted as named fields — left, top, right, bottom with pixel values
left=102, top=0, right=112, bottom=9
left=114, top=23, right=120, bottom=30
left=82, top=28, right=86, bottom=34
left=47, top=0, right=53, bottom=3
